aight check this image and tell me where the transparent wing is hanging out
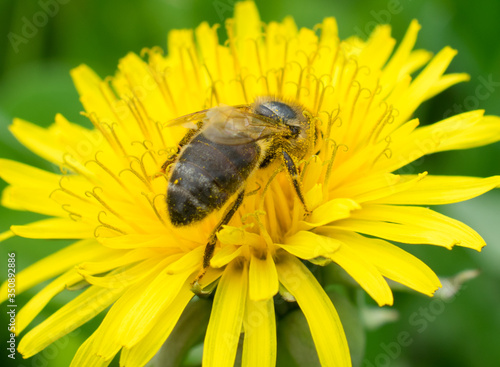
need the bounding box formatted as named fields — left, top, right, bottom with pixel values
left=202, top=105, right=290, bottom=145
left=165, top=104, right=249, bottom=129
left=165, top=109, right=210, bottom=130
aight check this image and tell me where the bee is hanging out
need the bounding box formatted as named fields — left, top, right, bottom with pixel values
left=163, top=97, right=319, bottom=272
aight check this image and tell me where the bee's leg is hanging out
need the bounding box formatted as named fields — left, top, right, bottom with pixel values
left=192, top=189, right=245, bottom=293
left=281, top=150, right=311, bottom=215
left=159, top=124, right=202, bottom=174
left=203, top=188, right=245, bottom=268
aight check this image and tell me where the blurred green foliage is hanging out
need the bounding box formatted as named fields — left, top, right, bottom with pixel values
left=0, top=0, right=499, bottom=366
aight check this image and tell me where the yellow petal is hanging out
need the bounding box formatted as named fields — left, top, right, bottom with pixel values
left=115, top=53, right=171, bottom=124
left=304, top=183, right=324, bottom=210
left=248, top=252, right=279, bottom=301
left=217, top=225, right=262, bottom=246
left=9, top=119, right=66, bottom=165
left=9, top=118, right=90, bottom=173
left=435, top=115, right=500, bottom=151
left=79, top=256, right=164, bottom=289
left=119, top=272, right=193, bottom=348
left=0, top=239, right=103, bottom=302
left=196, top=22, right=220, bottom=80
left=276, top=254, right=351, bottom=367
left=118, top=253, right=200, bottom=348
left=69, top=333, right=109, bottom=367
left=120, top=269, right=222, bottom=366
left=403, top=49, right=433, bottom=75
left=325, top=230, right=441, bottom=296
left=0, top=230, right=13, bottom=242
left=378, top=110, right=486, bottom=172
left=234, top=1, right=261, bottom=42
left=358, top=25, right=395, bottom=71
left=324, top=238, right=393, bottom=306
left=98, top=234, right=178, bottom=249
left=18, top=282, right=125, bottom=359
left=11, top=218, right=94, bottom=239
left=211, top=245, right=244, bottom=268
left=299, top=198, right=361, bottom=230
left=165, top=29, right=209, bottom=114
left=319, top=17, right=339, bottom=47
left=203, top=260, right=248, bottom=367
left=348, top=172, right=427, bottom=204
left=242, top=298, right=276, bottom=367
left=70, top=64, right=116, bottom=124
left=16, top=269, right=83, bottom=335
left=2, top=186, right=65, bottom=216
left=394, top=46, right=458, bottom=123
left=381, top=20, right=421, bottom=91
left=77, top=248, right=157, bottom=276
left=279, top=231, right=341, bottom=260
left=71, top=270, right=161, bottom=363
left=120, top=284, right=194, bottom=366
left=373, top=175, right=500, bottom=205
left=423, top=73, right=470, bottom=101
left=165, top=246, right=204, bottom=275
left=332, top=173, right=400, bottom=200
left=0, top=158, right=60, bottom=187
left=334, top=204, right=486, bottom=250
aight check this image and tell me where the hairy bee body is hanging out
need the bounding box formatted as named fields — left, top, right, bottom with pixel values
left=165, top=97, right=316, bottom=229
left=167, top=133, right=261, bottom=226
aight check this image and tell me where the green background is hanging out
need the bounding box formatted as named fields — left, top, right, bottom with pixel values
left=1, top=0, right=499, bottom=366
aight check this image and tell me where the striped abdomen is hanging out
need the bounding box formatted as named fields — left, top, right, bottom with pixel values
left=167, top=133, right=260, bottom=226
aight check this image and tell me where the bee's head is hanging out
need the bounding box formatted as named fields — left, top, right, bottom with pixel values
left=254, top=98, right=308, bottom=138
left=254, top=100, right=298, bottom=123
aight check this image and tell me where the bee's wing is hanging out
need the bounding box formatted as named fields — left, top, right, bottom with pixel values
left=203, top=105, right=289, bottom=145
left=165, top=110, right=211, bottom=129
left=165, top=104, right=250, bottom=129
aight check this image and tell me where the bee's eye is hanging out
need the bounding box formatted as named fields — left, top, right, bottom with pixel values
left=255, top=101, right=297, bottom=122
left=290, top=126, right=300, bottom=136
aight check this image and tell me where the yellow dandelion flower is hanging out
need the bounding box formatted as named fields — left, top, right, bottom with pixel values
left=2, top=1, right=500, bottom=366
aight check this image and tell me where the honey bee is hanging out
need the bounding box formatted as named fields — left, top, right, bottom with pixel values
left=163, top=97, right=319, bottom=272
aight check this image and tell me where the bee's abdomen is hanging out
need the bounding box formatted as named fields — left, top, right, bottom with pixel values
left=167, top=133, right=260, bottom=226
